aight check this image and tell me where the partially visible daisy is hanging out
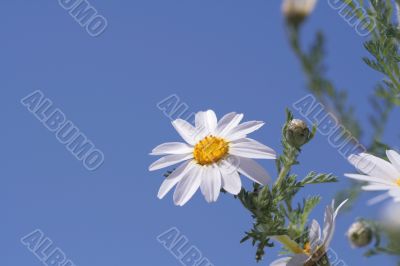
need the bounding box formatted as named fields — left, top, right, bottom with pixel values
left=345, top=150, right=400, bottom=204
left=149, top=110, right=277, bottom=206
left=271, top=199, right=348, bottom=266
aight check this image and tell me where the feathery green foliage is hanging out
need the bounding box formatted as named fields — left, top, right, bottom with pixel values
left=286, top=0, right=400, bottom=261
left=238, top=110, right=337, bottom=262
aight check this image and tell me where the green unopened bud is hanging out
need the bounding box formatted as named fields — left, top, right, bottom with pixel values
left=285, top=119, right=310, bottom=148
left=282, top=0, right=317, bottom=27
left=347, top=221, right=373, bottom=248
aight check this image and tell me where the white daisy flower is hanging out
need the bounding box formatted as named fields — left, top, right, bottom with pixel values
left=271, top=199, right=348, bottom=266
left=282, top=0, right=318, bottom=20
left=149, top=110, right=277, bottom=206
left=345, top=150, right=400, bottom=204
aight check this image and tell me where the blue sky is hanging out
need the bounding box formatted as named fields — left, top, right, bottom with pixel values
left=1, top=0, right=400, bottom=265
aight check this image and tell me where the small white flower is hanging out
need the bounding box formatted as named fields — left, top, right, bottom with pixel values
left=345, top=150, right=400, bottom=204
left=282, top=0, right=318, bottom=20
left=149, top=110, right=277, bottom=206
left=271, top=199, right=348, bottom=266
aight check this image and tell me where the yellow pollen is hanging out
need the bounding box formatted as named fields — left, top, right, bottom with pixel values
left=396, top=178, right=400, bottom=187
left=193, top=135, right=229, bottom=166
left=303, top=242, right=311, bottom=256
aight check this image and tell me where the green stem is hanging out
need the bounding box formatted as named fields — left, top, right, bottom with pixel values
left=275, top=147, right=298, bottom=188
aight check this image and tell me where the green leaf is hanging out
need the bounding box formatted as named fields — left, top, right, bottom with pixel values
left=301, top=172, right=338, bottom=185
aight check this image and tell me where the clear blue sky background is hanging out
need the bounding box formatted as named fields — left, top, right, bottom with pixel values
left=2, top=0, right=400, bottom=265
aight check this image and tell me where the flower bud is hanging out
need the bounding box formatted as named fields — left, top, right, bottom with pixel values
left=282, top=0, right=317, bottom=26
left=285, top=119, right=310, bottom=148
left=346, top=220, right=373, bottom=248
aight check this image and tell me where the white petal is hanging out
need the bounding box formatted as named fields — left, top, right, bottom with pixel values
left=219, top=162, right=242, bottom=195
left=387, top=150, right=400, bottom=173
left=195, top=110, right=217, bottom=137
left=229, top=148, right=276, bottom=160
left=389, top=189, right=400, bottom=200
left=367, top=193, right=391, bottom=205
left=309, top=220, right=322, bottom=252
left=322, top=199, right=347, bottom=249
left=270, top=257, right=292, bottom=266
left=226, top=121, right=265, bottom=141
left=157, top=160, right=193, bottom=199
left=149, top=154, right=192, bottom=171
left=348, top=153, right=398, bottom=181
left=232, top=138, right=277, bottom=155
left=215, top=113, right=243, bottom=137
left=236, top=157, right=271, bottom=185
left=333, top=199, right=348, bottom=219
left=344, top=174, right=394, bottom=186
left=200, top=165, right=222, bottom=203
left=151, top=142, right=193, bottom=155
left=322, top=203, right=334, bottom=249
left=173, top=165, right=202, bottom=206
left=362, top=184, right=392, bottom=191
left=230, top=138, right=277, bottom=160
left=172, top=119, right=197, bottom=145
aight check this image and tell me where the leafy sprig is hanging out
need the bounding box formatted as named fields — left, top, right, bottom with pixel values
left=238, top=110, right=337, bottom=262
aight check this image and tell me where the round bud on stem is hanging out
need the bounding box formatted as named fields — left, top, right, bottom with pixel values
left=285, top=119, right=310, bottom=148
left=282, top=0, right=317, bottom=27
left=347, top=220, right=373, bottom=248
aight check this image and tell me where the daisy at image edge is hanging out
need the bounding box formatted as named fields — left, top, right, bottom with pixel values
left=345, top=150, right=400, bottom=204
left=270, top=199, right=348, bottom=266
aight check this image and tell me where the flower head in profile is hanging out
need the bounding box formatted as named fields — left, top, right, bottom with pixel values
left=271, top=199, right=348, bottom=266
left=345, top=150, right=400, bottom=204
left=282, top=0, right=317, bottom=26
left=149, top=110, right=277, bottom=206
left=346, top=220, right=373, bottom=248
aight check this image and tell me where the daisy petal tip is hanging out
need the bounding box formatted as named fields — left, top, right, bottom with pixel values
left=157, top=189, right=167, bottom=199
left=204, top=198, right=213, bottom=204
left=206, top=109, right=215, bottom=114
left=259, top=177, right=271, bottom=186
left=176, top=201, right=187, bottom=207
left=173, top=198, right=181, bottom=206
left=173, top=195, right=190, bottom=207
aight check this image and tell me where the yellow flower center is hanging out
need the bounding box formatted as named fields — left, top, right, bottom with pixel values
left=193, top=135, right=229, bottom=165
left=303, top=242, right=311, bottom=256
left=396, top=178, right=400, bottom=187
